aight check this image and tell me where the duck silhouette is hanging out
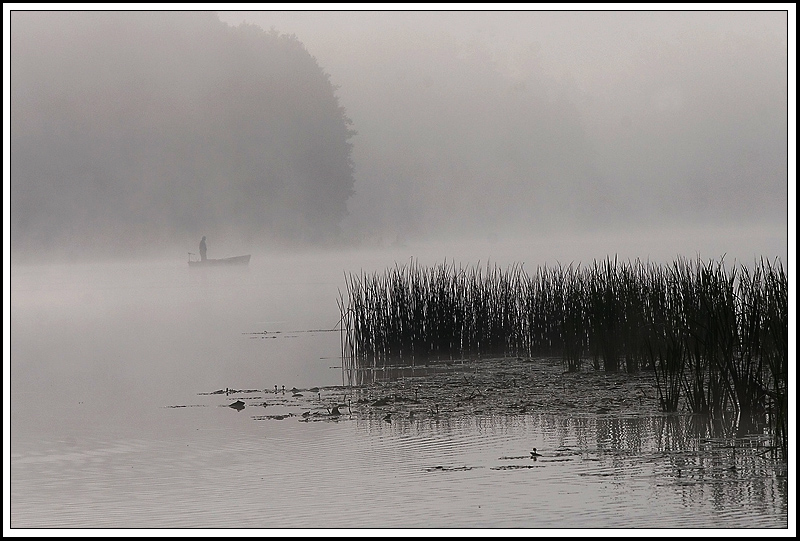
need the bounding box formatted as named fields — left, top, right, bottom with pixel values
left=530, top=448, right=542, bottom=458
left=229, top=400, right=246, bottom=411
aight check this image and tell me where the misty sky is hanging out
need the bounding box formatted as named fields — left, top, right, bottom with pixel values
left=4, top=6, right=795, bottom=260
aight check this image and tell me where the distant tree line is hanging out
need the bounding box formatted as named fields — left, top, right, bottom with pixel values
left=11, top=11, right=355, bottom=257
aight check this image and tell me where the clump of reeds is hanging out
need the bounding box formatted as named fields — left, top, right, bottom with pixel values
left=642, top=262, right=685, bottom=412
left=338, top=256, right=787, bottom=456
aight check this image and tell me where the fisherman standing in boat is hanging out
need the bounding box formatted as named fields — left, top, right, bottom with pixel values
left=199, top=236, right=207, bottom=261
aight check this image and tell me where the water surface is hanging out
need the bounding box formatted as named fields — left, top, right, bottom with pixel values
left=8, top=247, right=789, bottom=530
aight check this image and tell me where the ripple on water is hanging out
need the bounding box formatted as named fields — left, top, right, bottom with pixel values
left=10, top=412, right=788, bottom=528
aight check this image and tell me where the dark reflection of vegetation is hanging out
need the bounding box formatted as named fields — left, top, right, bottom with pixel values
left=342, top=362, right=474, bottom=387
left=339, top=257, right=787, bottom=458
left=585, top=414, right=775, bottom=454
left=352, top=412, right=786, bottom=520
left=579, top=414, right=786, bottom=518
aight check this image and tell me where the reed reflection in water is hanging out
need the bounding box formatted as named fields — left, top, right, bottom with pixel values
left=10, top=407, right=787, bottom=529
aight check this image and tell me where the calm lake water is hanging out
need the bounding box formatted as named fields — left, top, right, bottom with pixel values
left=8, top=240, right=791, bottom=530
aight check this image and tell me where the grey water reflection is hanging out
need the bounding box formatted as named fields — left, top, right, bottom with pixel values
left=536, top=414, right=787, bottom=526
left=338, top=411, right=787, bottom=528
left=10, top=406, right=787, bottom=528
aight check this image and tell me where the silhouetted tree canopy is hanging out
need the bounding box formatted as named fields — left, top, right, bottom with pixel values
left=11, top=11, right=356, bottom=257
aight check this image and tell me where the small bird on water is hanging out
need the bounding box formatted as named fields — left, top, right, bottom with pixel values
left=229, top=400, right=246, bottom=411
left=530, top=448, right=542, bottom=458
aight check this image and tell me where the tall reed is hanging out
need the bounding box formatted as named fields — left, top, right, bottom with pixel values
left=338, top=256, right=787, bottom=453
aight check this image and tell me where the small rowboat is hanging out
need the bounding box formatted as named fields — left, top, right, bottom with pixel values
left=188, top=254, right=251, bottom=267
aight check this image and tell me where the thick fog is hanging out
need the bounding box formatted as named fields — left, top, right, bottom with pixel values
left=4, top=13, right=794, bottom=532
left=219, top=11, right=789, bottom=250
left=7, top=9, right=792, bottom=263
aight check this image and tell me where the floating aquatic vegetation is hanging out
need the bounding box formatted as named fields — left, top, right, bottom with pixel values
left=252, top=414, right=294, bottom=421
left=424, top=465, right=474, bottom=472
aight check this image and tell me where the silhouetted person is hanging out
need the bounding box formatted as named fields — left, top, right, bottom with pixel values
left=199, top=236, right=207, bottom=261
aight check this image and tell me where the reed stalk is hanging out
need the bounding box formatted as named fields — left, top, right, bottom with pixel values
left=338, top=256, right=787, bottom=453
